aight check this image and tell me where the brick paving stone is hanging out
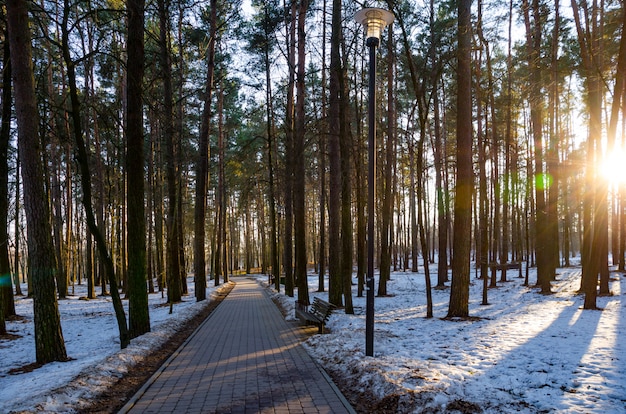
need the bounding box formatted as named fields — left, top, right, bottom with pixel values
left=119, top=278, right=354, bottom=414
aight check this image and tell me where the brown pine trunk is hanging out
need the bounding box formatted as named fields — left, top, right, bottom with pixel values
left=294, top=0, right=309, bottom=306
left=523, top=0, right=551, bottom=294
left=571, top=0, right=605, bottom=308
left=0, top=24, right=16, bottom=319
left=13, top=154, right=23, bottom=296
left=194, top=0, right=216, bottom=299
left=447, top=0, right=473, bottom=318
left=160, top=0, right=182, bottom=303
left=283, top=0, right=296, bottom=297
left=339, top=24, right=354, bottom=314
left=259, top=2, right=279, bottom=291
left=502, top=0, right=514, bottom=267
left=146, top=114, right=156, bottom=295
left=7, top=0, right=68, bottom=362
left=547, top=0, right=561, bottom=277
left=354, top=68, right=366, bottom=297
left=317, top=0, right=328, bottom=293
left=378, top=29, right=395, bottom=298
left=217, top=82, right=228, bottom=284
left=127, top=0, right=149, bottom=336
left=417, top=128, right=433, bottom=317
left=408, top=140, right=419, bottom=274
left=476, top=54, right=490, bottom=291
left=327, top=0, right=343, bottom=307
left=433, top=88, right=448, bottom=287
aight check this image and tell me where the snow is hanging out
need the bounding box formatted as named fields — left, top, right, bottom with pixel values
left=0, top=277, right=226, bottom=413
left=1, top=264, right=625, bottom=413
left=261, top=263, right=626, bottom=413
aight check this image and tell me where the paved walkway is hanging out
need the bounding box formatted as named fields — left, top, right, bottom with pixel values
left=119, top=278, right=355, bottom=414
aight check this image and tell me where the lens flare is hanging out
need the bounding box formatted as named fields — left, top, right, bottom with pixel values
left=535, top=173, right=554, bottom=190
left=600, top=149, right=626, bottom=186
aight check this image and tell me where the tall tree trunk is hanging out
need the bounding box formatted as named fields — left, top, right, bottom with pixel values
left=7, top=0, right=68, bottom=362
left=146, top=112, right=156, bottom=294
left=45, top=0, right=68, bottom=301
left=417, top=128, right=433, bottom=317
left=86, top=233, right=95, bottom=299
left=572, top=0, right=604, bottom=308
left=283, top=0, right=297, bottom=297
left=328, top=0, right=343, bottom=307
left=193, top=0, right=216, bottom=302
left=152, top=116, right=166, bottom=293
left=13, top=154, right=23, bottom=296
left=127, top=0, right=150, bottom=337
left=476, top=46, right=489, bottom=291
left=392, top=6, right=425, bottom=276
left=432, top=88, right=448, bottom=288
left=502, top=0, right=514, bottom=267
left=485, top=47, right=501, bottom=272
left=51, top=146, right=67, bottom=299
left=523, top=0, right=551, bottom=294
left=447, top=0, right=473, bottom=318
left=474, top=12, right=489, bottom=290
left=318, top=0, right=328, bottom=293
left=0, top=22, right=16, bottom=320
left=378, top=28, right=395, bottom=298
left=261, top=1, right=280, bottom=292
left=354, top=62, right=366, bottom=297
left=408, top=135, right=419, bottom=273
left=547, top=0, right=561, bottom=278
left=294, top=0, right=309, bottom=306
left=339, top=18, right=354, bottom=314
left=161, top=0, right=182, bottom=303
left=94, top=109, right=108, bottom=296
left=217, top=81, right=228, bottom=284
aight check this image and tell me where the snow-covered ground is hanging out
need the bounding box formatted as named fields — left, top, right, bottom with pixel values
left=0, top=277, right=226, bottom=413
left=263, top=264, right=626, bottom=413
left=1, top=264, right=624, bottom=413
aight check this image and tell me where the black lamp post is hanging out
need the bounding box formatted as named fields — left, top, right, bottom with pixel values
left=354, top=7, right=394, bottom=357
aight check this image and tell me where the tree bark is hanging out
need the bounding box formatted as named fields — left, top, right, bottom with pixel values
left=160, top=0, right=182, bottom=303
left=378, top=28, right=395, bottom=298
left=126, top=0, right=150, bottom=336
left=0, top=21, right=16, bottom=321
left=447, top=0, right=473, bottom=318
left=523, top=0, right=551, bottom=294
left=294, top=0, right=309, bottom=306
left=7, top=0, right=68, bottom=362
left=318, top=0, right=328, bottom=293
left=571, top=0, right=604, bottom=308
left=432, top=87, right=448, bottom=288
left=217, top=81, right=228, bottom=284
left=339, top=17, right=354, bottom=314
left=260, top=2, right=280, bottom=292
left=328, top=0, right=343, bottom=307
left=193, top=0, right=216, bottom=302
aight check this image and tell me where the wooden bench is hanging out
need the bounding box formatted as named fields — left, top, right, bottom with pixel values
left=489, top=262, right=522, bottom=282
left=295, top=297, right=335, bottom=334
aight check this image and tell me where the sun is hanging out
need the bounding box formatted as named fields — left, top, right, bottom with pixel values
left=599, top=147, right=626, bottom=187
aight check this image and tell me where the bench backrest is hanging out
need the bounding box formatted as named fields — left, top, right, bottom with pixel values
left=310, top=298, right=335, bottom=322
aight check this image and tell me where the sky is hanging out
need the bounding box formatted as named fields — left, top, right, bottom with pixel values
left=1, top=261, right=624, bottom=413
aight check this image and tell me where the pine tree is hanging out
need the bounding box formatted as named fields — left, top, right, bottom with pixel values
left=7, top=0, right=68, bottom=363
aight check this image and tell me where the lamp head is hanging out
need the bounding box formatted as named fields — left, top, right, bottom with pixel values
left=354, top=7, right=394, bottom=42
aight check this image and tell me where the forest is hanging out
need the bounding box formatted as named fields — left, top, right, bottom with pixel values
left=0, top=0, right=624, bottom=367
